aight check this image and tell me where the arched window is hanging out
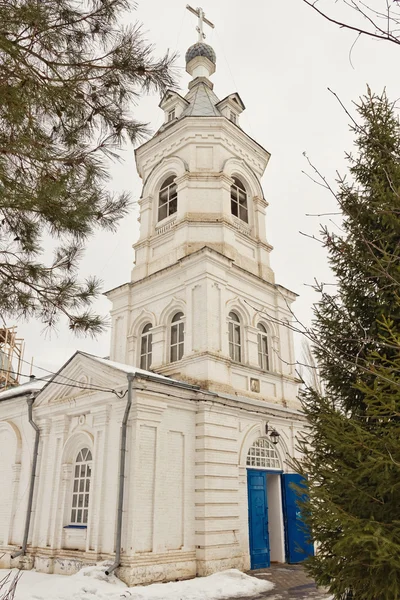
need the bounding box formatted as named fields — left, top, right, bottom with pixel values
left=230, top=177, right=248, bottom=223
left=257, top=323, right=269, bottom=371
left=247, top=437, right=280, bottom=470
left=140, top=323, right=153, bottom=370
left=158, top=175, right=177, bottom=222
left=228, top=311, right=242, bottom=363
left=170, top=312, right=184, bottom=362
left=71, top=448, right=92, bottom=525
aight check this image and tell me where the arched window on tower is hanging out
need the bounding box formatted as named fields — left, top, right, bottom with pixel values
left=257, top=323, right=269, bottom=371
left=170, top=312, right=184, bottom=362
left=140, top=323, right=153, bottom=370
left=158, top=175, right=177, bottom=222
left=230, top=177, right=248, bottom=223
left=228, top=311, right=242, bottom=363
left=70, top=447, right=92, bottom=525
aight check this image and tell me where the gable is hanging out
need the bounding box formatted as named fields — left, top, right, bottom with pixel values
left=216, top=93, right=246, bottom=113
left=35, top=353, right=128, bottom=407
left=159, top=89, right=189, bottom=111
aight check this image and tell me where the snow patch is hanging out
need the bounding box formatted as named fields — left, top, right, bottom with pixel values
left=0, top=567, right=274, bottom=600
left=123, top=569, right=274, bottom=600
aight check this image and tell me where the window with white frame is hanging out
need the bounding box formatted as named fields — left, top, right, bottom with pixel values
left=246, top=437, right=280, bottom=469
left=257, top=323, right=269, bottom=371
left=158, top=175, right=177, bottom=222
left=140, top=323, right=153, bottom=370
left=71, top=448, right=92, bottom=525
left=228, top=311, right=242, bottom=363
left=170, top=312, right=184, bottom=362
left=168, top=109, right=176, bottom=122
left=230, top=177, right=248, bottom=223
left=229, top=111, right=237, bottom=124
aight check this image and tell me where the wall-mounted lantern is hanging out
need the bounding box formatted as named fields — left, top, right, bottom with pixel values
left=269, top=429, right=280, bottom=445
left=265, top=422, right=280, bottom=445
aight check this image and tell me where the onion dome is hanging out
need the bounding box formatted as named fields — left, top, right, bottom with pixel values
left=185, top=42, right=216, bottom=66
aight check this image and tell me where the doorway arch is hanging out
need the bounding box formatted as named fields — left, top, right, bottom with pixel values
left=246, top=436, right=285, bottom=569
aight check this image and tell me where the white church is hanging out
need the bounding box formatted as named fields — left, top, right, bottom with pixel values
left=0, top=7, right=313, bottom=586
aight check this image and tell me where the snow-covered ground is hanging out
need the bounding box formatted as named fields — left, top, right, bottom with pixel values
left=0, top=565, right=274, bottom=600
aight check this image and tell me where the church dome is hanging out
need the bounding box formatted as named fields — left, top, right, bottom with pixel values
left=185, top=42, right=216, bottom=65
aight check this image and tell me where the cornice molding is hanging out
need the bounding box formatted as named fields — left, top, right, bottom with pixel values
left=136, top=119, right=270, bottom=179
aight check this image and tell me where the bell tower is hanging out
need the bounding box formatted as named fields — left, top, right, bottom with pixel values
left=107, top=8, right=299, bottom=407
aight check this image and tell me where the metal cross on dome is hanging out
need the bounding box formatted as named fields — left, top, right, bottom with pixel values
left=186, top=5, right=215, bottom=42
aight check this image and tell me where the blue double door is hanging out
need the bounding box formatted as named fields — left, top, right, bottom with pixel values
left=247, top=470, right=314, bottom=569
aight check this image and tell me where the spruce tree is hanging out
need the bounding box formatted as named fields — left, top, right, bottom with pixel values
left=0, top=0, right=176, bottom=334
left=295, top=89, right=400, bottom=599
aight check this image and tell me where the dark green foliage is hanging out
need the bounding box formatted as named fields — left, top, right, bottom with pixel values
left=294, top=90, right=400, bottom=598
left=0, top=0, right=176, bottom=334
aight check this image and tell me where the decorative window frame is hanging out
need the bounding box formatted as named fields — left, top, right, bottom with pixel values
left=160, top=298, right=187, bottom=365
left=157, top=175, right=178, bottom=223
left=230, top=176, right=249, bottom=224
left=222, top=157, right=266, bottom=233
left=139, top=322, right=153, bottom=371
left=61, top=431, right=94, bottom=531
left=256, top=321, right=271, bottom=372
left=226, top=299, right=251, bottom=364
left=252, top=317, right=278, bottom=373
left=169, top=311, right=185, bottom=363
left=228, top=311, right=242, bottom=363
left=70, top=447, right=92, bottom=526
left=141, top=156, right=189, bottom=234
left=128, top=309, right=156, bottom=368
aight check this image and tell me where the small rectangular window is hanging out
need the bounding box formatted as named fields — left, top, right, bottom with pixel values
left=230, top=111, right=237, bottom=124
left=168, top=109, right=175, bottom=122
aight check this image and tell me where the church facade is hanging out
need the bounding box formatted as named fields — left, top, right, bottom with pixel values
left=0, top=12, right=312, bottom=586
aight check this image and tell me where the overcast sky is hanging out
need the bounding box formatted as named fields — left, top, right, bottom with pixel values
left=13, top=0, right=400, bottom=380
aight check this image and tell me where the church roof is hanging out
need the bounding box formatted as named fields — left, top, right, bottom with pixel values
left=181, top=80, right=222, bottom=118
left=81, top=353, right=199, bottom=389
left=0, top=377, right=49, bottom=402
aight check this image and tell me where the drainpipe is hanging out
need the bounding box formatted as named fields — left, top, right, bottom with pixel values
left=12, top=394, right=40, bottom=559
left=105, top=373, right=134, bottom=576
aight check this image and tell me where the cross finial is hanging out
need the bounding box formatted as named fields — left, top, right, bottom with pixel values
left=186, top=5, right=214, bottom=42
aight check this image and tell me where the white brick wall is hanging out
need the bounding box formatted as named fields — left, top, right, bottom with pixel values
left=0, top=426, right=16, bottom=545
left=0, top=353, right=306, bottom=584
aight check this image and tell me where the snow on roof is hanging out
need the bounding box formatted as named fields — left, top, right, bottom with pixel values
left=0, top=377, right=49, bottom=402
left=79, top=352, right=200, bottom=390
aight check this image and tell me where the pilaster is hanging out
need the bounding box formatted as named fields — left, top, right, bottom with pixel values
left=253, top=195, right=268, bottom=241
left=149, top=324, right=166, bottom=369
left=126, top=395, right=165, bottom=556
left=127, top=333, right=137, bottom=366
left=8, top=463, right=21, bottom=546
left=245, top=325, right=259, bottom=367
left=195, top=402, right=245, bottom=575
left=31, top=419, right=51, bottom=548
left=87, top=405, right=111, bottom=553
left=49, top=416, right=70, bottom=549
left=56, top=463, right=72, bottom=549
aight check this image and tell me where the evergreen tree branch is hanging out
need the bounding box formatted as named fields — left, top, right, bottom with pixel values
left=0, top=0, right=178, bottom=333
